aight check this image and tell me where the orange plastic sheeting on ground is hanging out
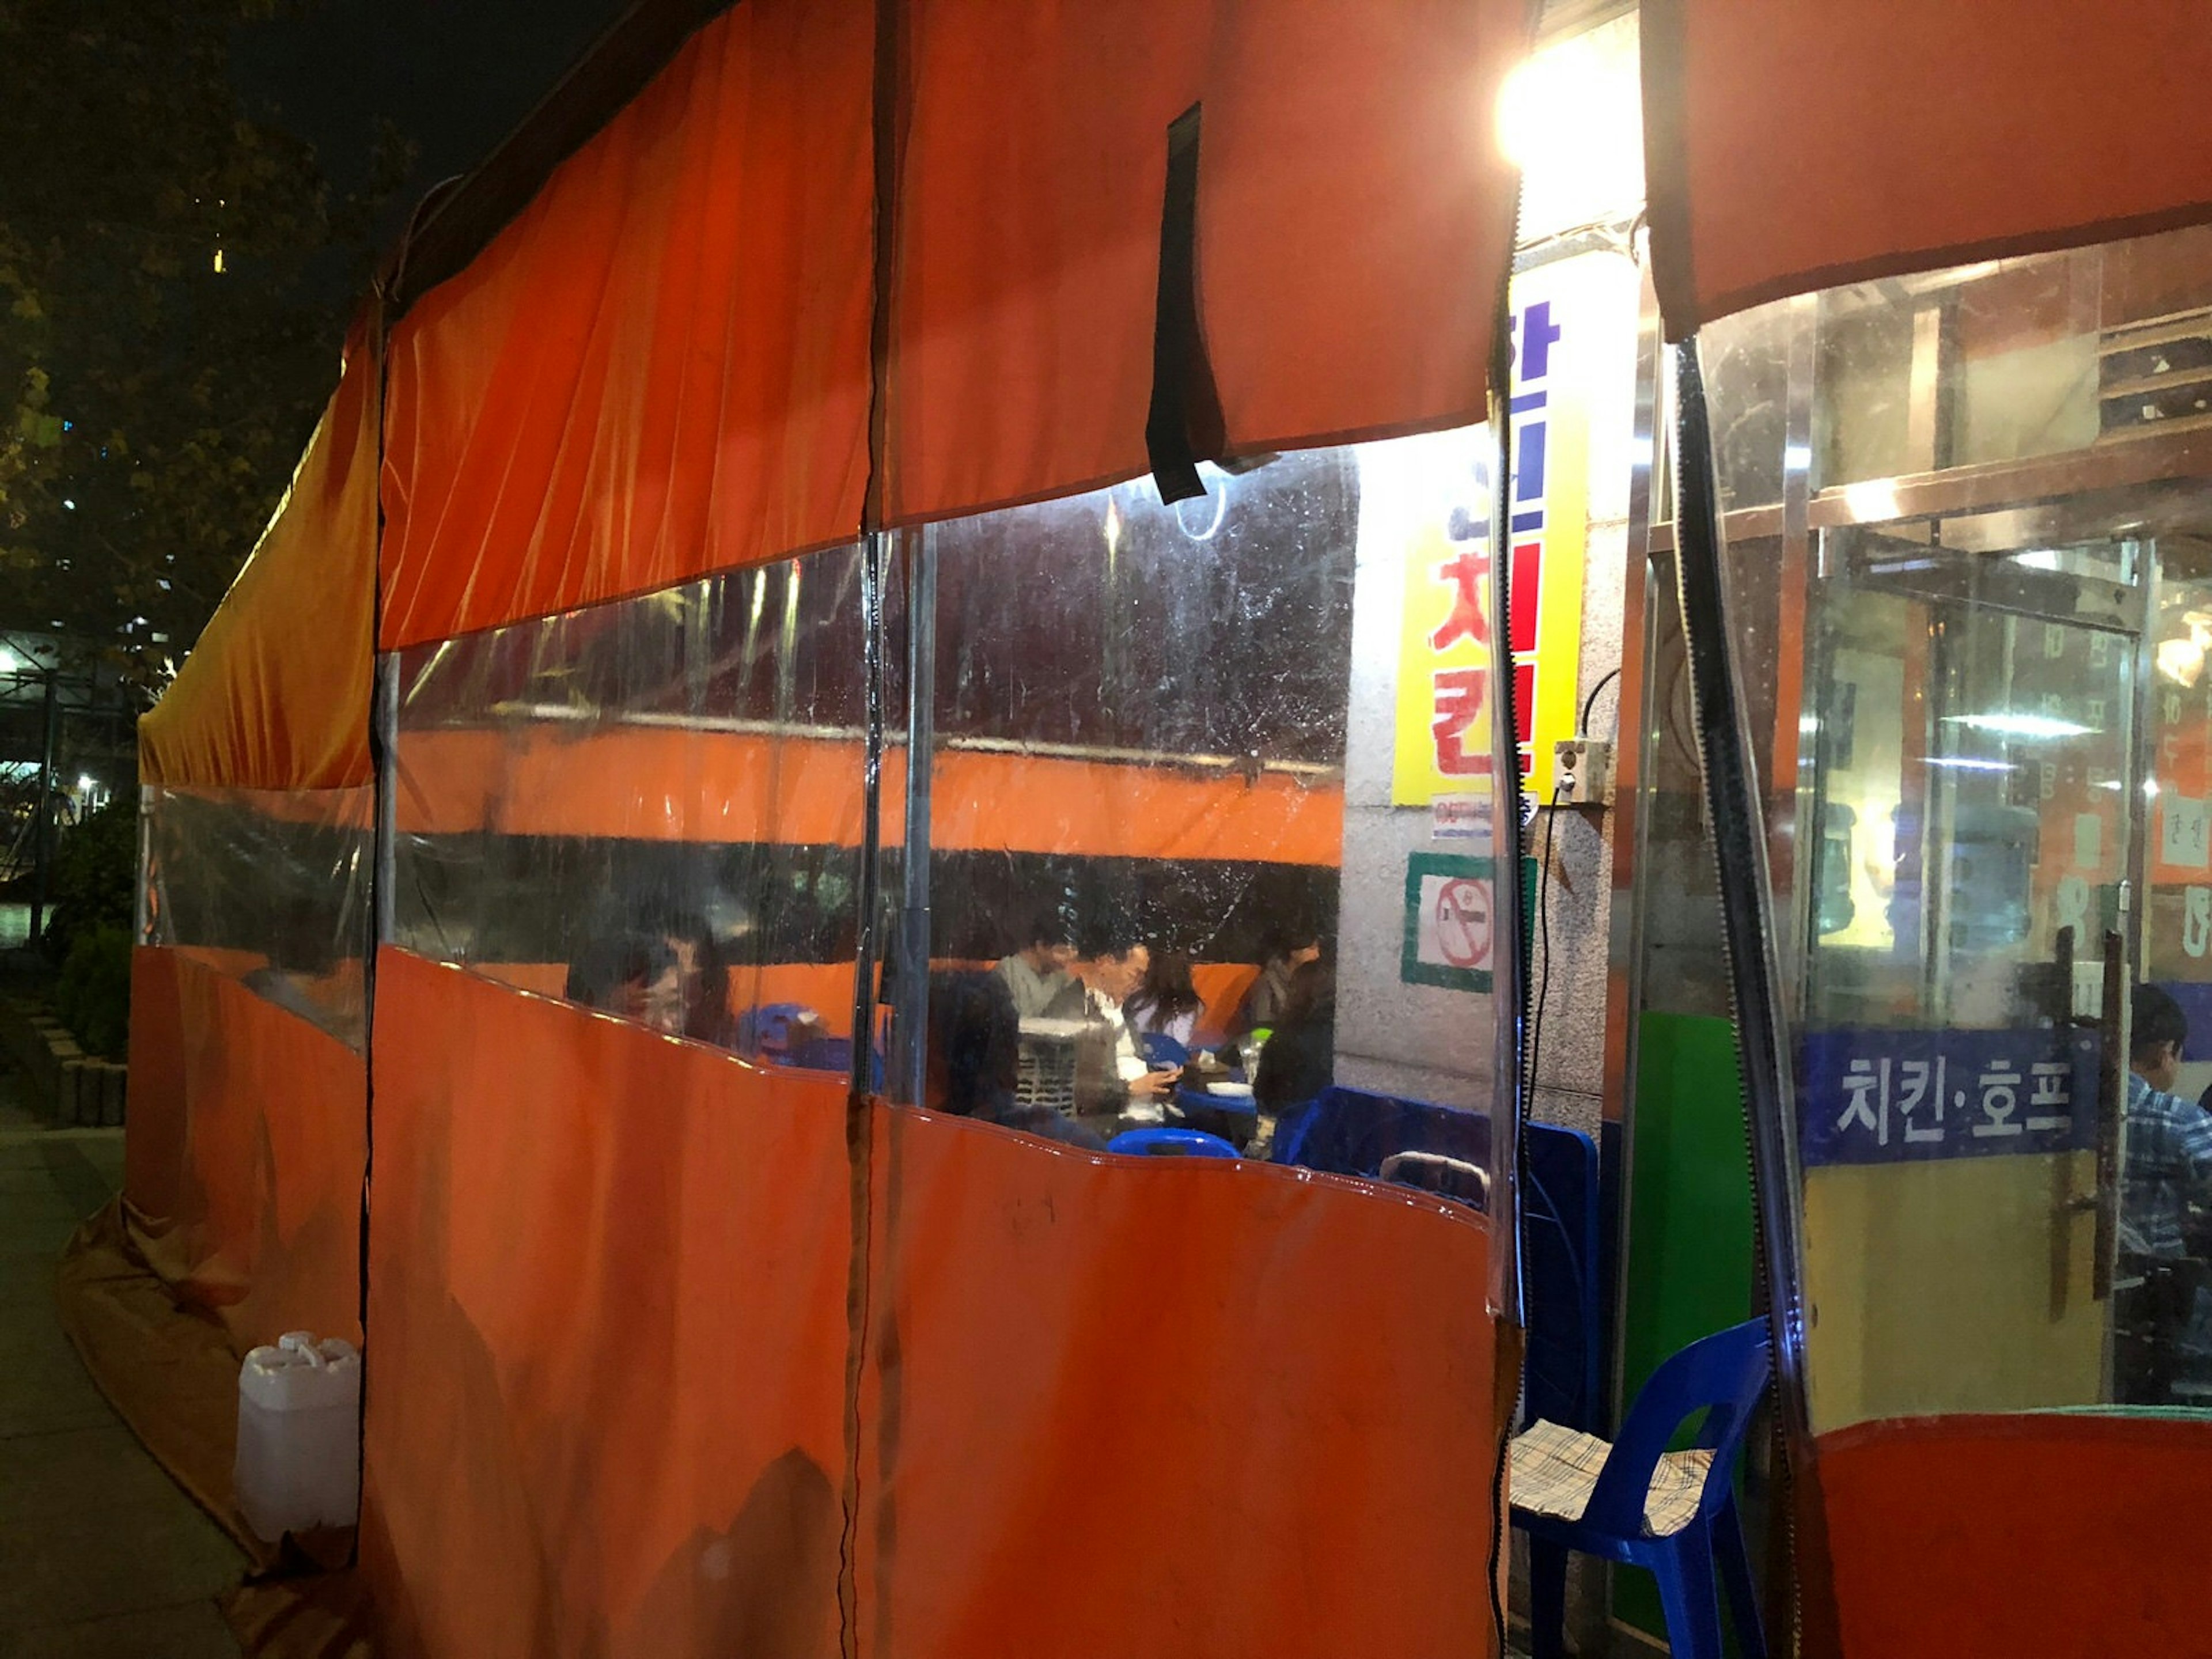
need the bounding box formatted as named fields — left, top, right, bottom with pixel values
left=1817, top=1413, right=2212, bottom=1656
left=1644, top=0, right=2212, bottom=334
left=379, top=0, right=873, bottom=651
left=124, top=948, right=365, bottom=1353
left=395, top=724, right=1343, bottom=866
left=140, top=334, right=377, bottom=790
left=361, top=950, right=850, bottom=1659
left=855, top=1104, right=1505, bottom=1658
left=886, top=0, right=1527, bottom=524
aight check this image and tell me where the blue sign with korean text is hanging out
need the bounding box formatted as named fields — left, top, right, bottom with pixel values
left=1799, top=1027, right=2101, bottom=1168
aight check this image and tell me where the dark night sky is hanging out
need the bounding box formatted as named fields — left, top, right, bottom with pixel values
left=233, top=0, right=635, bottom=244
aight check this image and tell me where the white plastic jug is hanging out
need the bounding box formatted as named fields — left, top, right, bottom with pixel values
left=234, top=1331, right=362, bottom=1540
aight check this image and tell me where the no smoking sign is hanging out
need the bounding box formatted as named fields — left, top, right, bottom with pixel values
left=1433, top=877, right=1491, bottom=969
left=1403, top=853, right=1496, bottom=992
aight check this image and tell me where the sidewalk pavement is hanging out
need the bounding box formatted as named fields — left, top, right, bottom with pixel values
left=0, top=1061, right=244, bottom=1657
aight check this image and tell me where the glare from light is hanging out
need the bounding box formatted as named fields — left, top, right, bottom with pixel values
left=0, top=649, right=15, bottom=673
left=2147, top=778, right=2163, bottom=801
left=1495, top=58, right=1544, bottom=171
left=62, top=498, right=75, bottom=511
left=213, top=248, right=226, bottom=275
left=77, top=774, right=96, bottom=794
left=2012, top=548, right=2064, bottom=572
left=1103, top=496, right=1123, bottom=560
left=1799, top=714, right=1820, bottom=735
left=1174, top=477, right=1228, bottom=543
left=1843, top=480, right=1902, bottom=522
left=1494, top=31, right=1643, bottom=225
left=2158, top=621, right=2211, bottom=688
left=1942, top=712, right=2096, bottom=740
left=1784, top=444, right=1813, bottom=475
left=1923, top=756, right=2016, bottom=774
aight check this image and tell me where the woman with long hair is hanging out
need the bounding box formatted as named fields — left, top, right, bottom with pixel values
left=1124, top=949, right=1204, bottom=1048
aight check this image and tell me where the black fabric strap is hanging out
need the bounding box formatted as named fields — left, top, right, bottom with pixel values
left=1146, top=103, right=1226, bottom=505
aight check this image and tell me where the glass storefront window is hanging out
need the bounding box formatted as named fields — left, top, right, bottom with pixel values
left=1699, top=222, right=2212, bottom=1428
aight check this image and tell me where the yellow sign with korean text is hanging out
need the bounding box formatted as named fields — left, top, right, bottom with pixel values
left=1392, top=254, right=1639, bottom=805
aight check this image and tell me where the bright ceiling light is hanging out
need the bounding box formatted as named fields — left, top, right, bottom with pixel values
left=1495, top=56, right=1550, bottom=171
left=1494, top=24, right=1642, bottom=225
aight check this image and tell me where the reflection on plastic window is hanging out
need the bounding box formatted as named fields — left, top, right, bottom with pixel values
left=388, top=544, right=877, bottom=1072
left=141, top=784, right=373, bottom=1048
left=908, top=434, right=1505, bottom=1217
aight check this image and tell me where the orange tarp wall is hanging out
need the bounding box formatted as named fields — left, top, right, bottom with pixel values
left=1643, top=0, right=2212, bottom=334
left=139, top=336, right=378, bottom=793
left=361, top=951, right=851, bottom=1657
left=124, top=949, right=365, bottom=1352
left=363, top=949, right=1505, bottom=1658
left=855, top=1104, right=1501, bottom=1656
left=1819, top=1416, right=2212, bottom=1656
left=378, top=0, right=876, bottom=650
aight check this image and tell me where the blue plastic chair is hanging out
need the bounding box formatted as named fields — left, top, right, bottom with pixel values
left=786, top=1036, right=885, bottom=1092
left=1272, top=1086, right=1491, bottom=1195
left=1107, top=1127, right=1240, bottom=1159
left=736, top=1002, right=808, bottom=1057
left=1512, top=1319, right=1771, bottom=1659
left=1522, top=1123, right=1603, bottom=1432
left=1138, top=1030, right=1190, bottom=1068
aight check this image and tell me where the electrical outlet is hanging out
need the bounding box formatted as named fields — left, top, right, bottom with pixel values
left=1554, top=738, right=1614, bottom=807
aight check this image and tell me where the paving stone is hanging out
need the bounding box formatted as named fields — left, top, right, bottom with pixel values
left=0, top=1503, right=244, bottom=1627
left=7, top=1599, right=241, bottom=1659
left=0, top=1423, right=190, bottom=1522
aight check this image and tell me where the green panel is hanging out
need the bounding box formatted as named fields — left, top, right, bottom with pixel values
left=1613, top=1009, right=1756, bottom=1639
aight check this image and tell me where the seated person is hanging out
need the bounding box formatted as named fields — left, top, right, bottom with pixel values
left=1124, top=949, right=1203, bottom=1050
left=2124, top=984, right=2212, bottom=1259
left=991, top=904, right=1082, bottom=1018
left=2120, top=984, right=2212, bottom=1393
left=1076, top=930, right=1180, bottom=1106
left=566, top=934, right=684, bottom=1035
left=929, top=970, right=1105, bottom=1152
left=616, top=891, right=738, bottom=1047
left=1254, top=960, right=1335, bottom=1115
left=1234, top=922, right=1324, bottom=1037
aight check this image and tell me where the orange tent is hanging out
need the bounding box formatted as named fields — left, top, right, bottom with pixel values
left=123, top=2, right=1535, bottom=1655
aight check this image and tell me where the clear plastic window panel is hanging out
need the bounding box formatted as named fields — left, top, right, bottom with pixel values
left=1698, top=223, right=2212, bottom=1427
left=389, top=544, right=876, bottom=1067
left=889, top=433, right=1510, bottom=1226
left=141, top=783, right=373, bottom=1048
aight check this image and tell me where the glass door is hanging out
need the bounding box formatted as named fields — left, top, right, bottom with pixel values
left=1794, top=525, right=2146, bottom=1423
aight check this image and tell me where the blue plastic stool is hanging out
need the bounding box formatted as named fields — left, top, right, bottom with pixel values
left=1512, top=1319, right=1771, bottom=1659
left=1107, top=1127, right=1240, bottom=1159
